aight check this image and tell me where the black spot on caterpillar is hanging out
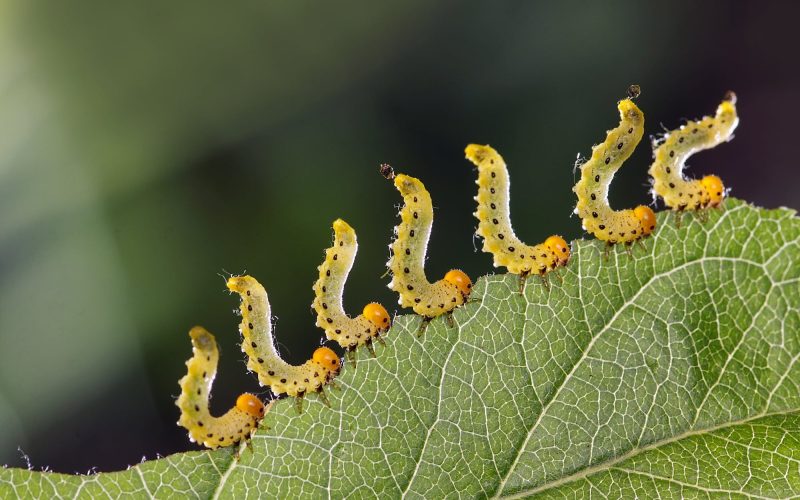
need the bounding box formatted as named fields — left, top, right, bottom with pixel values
left=313, top=219, right=391, bottom=366
left=649, top=92, right=739, bottom=212
left=385, top=173, right=472, bottom=320
left=177, top=327, right=267, bottom=449
left=573, top=87, right=656, bottom=244
left=227, top=275, right=342, bottom=413
left=465, top=144, right=570, bottom=288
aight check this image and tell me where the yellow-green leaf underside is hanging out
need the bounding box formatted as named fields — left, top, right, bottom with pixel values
left=3, top=198, right=799, bottom=499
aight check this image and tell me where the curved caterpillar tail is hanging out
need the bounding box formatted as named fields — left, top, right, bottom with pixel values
left=313, top=219, right=391, bottom=366
left=226, top=275, right=342, bottom=413
left=177, top=326, right=266, bottom=449
left=385, top=173, right=472, bottom=324
left=573, top=86, right=656, bottom=246
left=649, top=92, right=739, bottom=213
left=465, top=144, right=570, bottom=290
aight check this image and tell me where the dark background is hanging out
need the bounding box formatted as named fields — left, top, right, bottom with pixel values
left=1, top=1, right=798, bottom=473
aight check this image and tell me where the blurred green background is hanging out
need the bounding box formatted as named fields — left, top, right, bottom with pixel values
left=1, top=1, right=798, bottom=473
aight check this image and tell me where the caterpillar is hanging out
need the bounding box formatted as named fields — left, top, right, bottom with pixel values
left=227, top=275, right=342, bottom=414
left=384, top=171, right=473, bottom=333
left=176, top=326, right=266, bottom=449
left=465, top=143, right=570, bottom=292
left=312, top=219, right=391, bottom=366
left=648, top=92, right=739, bottom=222
left=573, top=86, right=656, bottom=252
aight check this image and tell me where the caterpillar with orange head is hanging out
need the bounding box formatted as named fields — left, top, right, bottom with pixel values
left=227, top=275, right=342, bottom=414
left=313, top=219, right=391, bottom=367
left=382, top=167, right=473, bottom=334
left=465, top=144, right=570, bottom=292
left=573, top=85, right=656, bottom=256
left=648, top=92, right=739, bottom=225
left=177, top=326, right=266, bottom=449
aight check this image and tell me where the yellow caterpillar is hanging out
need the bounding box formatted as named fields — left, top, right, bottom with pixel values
left=384, top=171, right=472, bottom=333
left=465, top=144, right=570, bottom=292
left=649, top=92, right=739, bottom=222
left=176, top=326, right=266, bottom=449
left=227, top=275, right=342, bottom=413
left=573, top=86, right=656, bottom=251
left=312, top=219, right=391, bottom=366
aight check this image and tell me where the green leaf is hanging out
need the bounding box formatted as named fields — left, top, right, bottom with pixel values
left=2, top=198, right=799, bottom=498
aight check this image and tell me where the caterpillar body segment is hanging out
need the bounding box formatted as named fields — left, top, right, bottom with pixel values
left=385, top=173, right=472, bottom=321
left=649, top=93, right=739, bottom=213
left=312, top=219, right=391, bottom=364
left=177, top=327, right=266, bottom=449
left=227, top=275, right=341, bottom=412
left=465, top=143, right=570, bottom=290
left=573, top=92, right=656, bottom=245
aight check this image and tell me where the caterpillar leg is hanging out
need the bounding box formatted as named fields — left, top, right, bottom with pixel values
left=318, top=387, right=331, bottom=407
left=538, top=274, right=550, bottom=291
left=696, top=209, right=710, bottom=224
left=603, top=242, right=614, bottom=261
left=417, top=317, right=432, bottom=337
left=375, top=333, right=386, bottom=346
left=518, top=272, right=529, bottom=294
left=445, top=312, right=455, bottom=328
left=292, top=385, right=335, bottom=412
left=346, top=349, right=357, bottom=369
left=674, top=210, right=683, bottom=229
left=624, top=243, right=633, bottom=258
left=235, top=435, right=257, bottom=461
left=636, top=239, right=647, bottom=252
left=365, top=340, right=376, bottom=358
left=329, top=380, right=342, bottom=391
left=234, top=441, right=245, bottom=461
left=551, top=269, right=564, bottom=284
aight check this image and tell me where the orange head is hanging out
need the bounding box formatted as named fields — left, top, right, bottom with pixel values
left=633, top=205, right=657, bottom=236
left=544, top=235, right=570, bottom=267
left=701, top=175, right=725, bottom=207
left=312, top=346, right=341, bottom=374
left=236, top=393, right=265, bottom=418
left=444, top=269, right=472, bottom=296
left=363, top=302, right=391, bottom=330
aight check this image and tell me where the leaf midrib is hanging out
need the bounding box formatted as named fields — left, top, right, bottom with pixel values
left=209, top=250, right=786, bottom=498
left=499, top=409, right=799, bottom=499
left=491, top=252, right=774, bottom=498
